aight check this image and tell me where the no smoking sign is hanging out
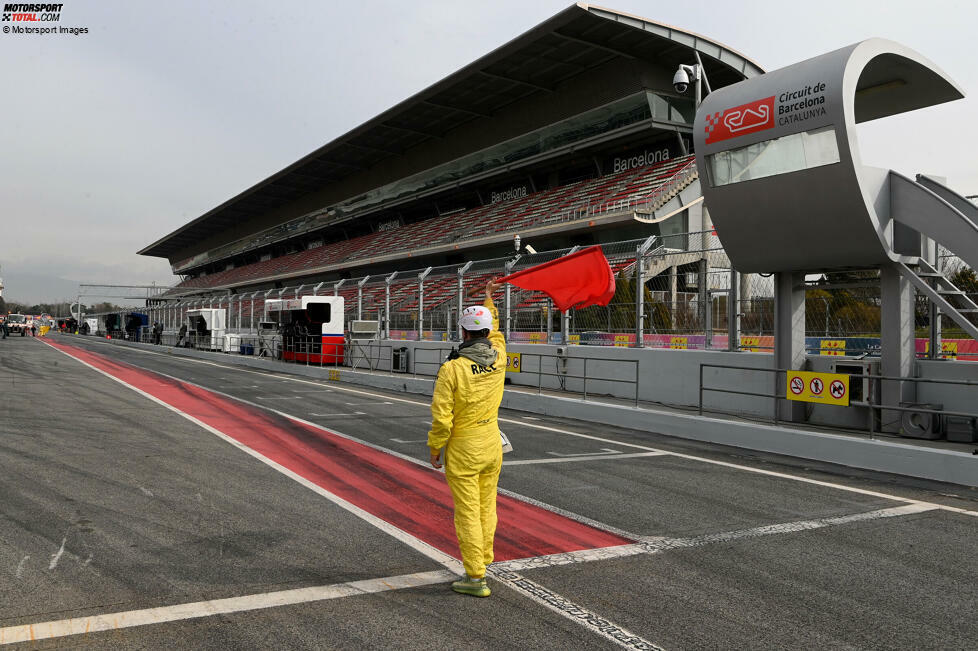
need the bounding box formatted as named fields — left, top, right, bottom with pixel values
left=786, top=370, right=850, bottom=407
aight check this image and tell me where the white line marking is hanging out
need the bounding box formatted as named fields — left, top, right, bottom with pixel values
left=390, top=438, right=428, bottom=444
left=255, top=395, right=301, bottom=400
left=309, top=412, right=365, bottom=417
left=15, top=556, right=29, bottom=579
left=494, top=504, right=936, bottom=572
left=506, top=452, right=665, bottom=466
left=491, top=568, right=664, bottom=650
left=642, top=503, right=937, bottom=553
left=46, top=340, right=978, bottom=518
left=547, top=448, right=622, bottom=458
left=0, top=569, right=456, bottom=645
left=346, top=401, right=392, bottom=406
left=48, top=537, right=66, bottom=570
left=494, top=544, right=646, bottom=572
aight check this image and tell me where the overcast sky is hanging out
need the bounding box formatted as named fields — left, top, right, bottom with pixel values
left=1, top=0, right=975, bottom=303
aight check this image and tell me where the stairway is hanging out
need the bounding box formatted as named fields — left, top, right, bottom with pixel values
left=897, top=258, right=978, bottom=340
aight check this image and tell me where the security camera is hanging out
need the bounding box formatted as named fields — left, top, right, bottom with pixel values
left=673, top=67, right=690, bottom=94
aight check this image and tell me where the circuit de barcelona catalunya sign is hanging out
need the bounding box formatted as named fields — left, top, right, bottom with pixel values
left=704, top=81, right=827, bottom=144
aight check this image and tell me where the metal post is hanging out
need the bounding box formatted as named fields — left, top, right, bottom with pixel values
left=418, top=267, right=432, bottom=341
left=385, top=271, right=398, bottom=340
left=333, top=279, right=346, bottom=297
left=561, top=308, right=570, bottom=345
left=357, top=276, right=370, bottom=321
left=561, top=246, right=580, bottom=346
left=699, top=258, right=709, bottom=348
left=635, top=235, right=657, bottom=348
left=727, top=269, right=740, bottom=351
left=880, top=263, right=916, bottom=432
left=774, top=271, right=806, bottom=422
left=313, top=282, right=325, bottom=297
left=546, top=299, right=553, bottom=344
left=926, top=242, right=940, bottom=359
left=669, top=265, right=678, bottom=331
left=504, top=257, right=517, bottom=341
left=295, top=284, right=306, bottom=299
left=456, top=261, right=473, bottom=342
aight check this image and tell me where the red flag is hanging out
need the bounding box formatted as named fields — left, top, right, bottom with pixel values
left=500, top=246, right=616, bottom=312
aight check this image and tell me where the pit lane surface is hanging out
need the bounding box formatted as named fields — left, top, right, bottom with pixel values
left=2, top=334, right=978, bottom=649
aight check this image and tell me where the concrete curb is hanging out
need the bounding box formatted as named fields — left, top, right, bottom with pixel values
left=89, top=336, right=978, bottom=487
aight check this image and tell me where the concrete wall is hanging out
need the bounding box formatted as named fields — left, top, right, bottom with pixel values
left=371, top=339, right=776, bottom=417
left=369, top=339, right=978, bottom=429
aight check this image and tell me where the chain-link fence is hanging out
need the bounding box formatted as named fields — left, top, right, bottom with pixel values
left=135, top=231, right=975, bottom=359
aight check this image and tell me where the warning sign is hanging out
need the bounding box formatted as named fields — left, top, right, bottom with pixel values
left=505, top=352, right=521, bottom=373
left=786, top=370, right=850, bottom=406
left=670, top=336, right=688, bottom=350
left=789, top=376, right=804, bottom=395
left=829, top=379, right=846, bottom=400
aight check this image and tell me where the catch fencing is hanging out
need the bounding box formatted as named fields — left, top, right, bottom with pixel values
left=125, top=232, right=975, bottom=358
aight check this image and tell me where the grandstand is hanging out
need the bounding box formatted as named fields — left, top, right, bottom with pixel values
left=139, top=4, right=762, bottom=328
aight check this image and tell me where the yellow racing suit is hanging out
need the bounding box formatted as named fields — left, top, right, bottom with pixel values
left=428, top=297, right=506, bottom=579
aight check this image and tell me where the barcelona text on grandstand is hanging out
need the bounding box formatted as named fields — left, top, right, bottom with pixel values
left=3, top=3, right=63, bottom=10
left=490, top=186, right=528, bottom=204
left=612, top=147, right=670, bottom=174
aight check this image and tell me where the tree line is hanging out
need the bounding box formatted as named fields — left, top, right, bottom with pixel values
left=0, top=298, right=130, bottom=317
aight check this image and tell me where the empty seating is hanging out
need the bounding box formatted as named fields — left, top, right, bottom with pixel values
left=174, top=155, right=695, bottom=291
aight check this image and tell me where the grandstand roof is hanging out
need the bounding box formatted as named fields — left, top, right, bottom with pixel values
left=140, top=3, right=762, bottom=260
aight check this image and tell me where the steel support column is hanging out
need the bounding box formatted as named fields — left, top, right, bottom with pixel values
left=880, top=263, right=916, bottom=432
left=774, top=271, right=806, bottom=422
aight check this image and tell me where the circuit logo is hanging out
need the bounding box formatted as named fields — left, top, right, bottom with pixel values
left=704, top=96, right=775, bottom=144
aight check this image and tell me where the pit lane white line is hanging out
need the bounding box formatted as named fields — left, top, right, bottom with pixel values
left=72, top=340, right=978, bottom=519
left=548, top=448, right=622, bottom=457
left=505, top=452, right=666, bottom=465
left=0, top=570, right=456, bottom=645
left=309, top=412, right=365, bottom=417
left=45, top=341, right=663, bottom=650
left=493, top=503, right=937, bottom=572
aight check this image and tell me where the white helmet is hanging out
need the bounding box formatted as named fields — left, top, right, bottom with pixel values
left=459, top=305, right=492, bottom=331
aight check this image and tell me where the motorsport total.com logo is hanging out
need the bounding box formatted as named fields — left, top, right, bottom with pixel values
left=2, top=3, right=63, bottom=21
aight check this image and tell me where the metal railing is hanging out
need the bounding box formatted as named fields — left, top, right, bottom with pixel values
left=698, top=362, right=978, bottom=439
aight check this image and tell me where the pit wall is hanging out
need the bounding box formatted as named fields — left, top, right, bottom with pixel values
left=371, top=340, right=977, bottom=427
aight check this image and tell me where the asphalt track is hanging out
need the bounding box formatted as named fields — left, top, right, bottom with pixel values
left=2, top=334, right=978, bottom=649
